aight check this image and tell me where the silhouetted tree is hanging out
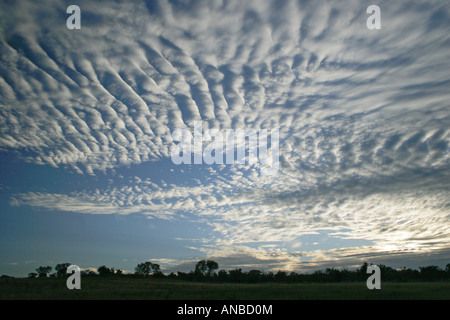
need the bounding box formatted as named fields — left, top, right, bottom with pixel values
left=25, top=259, right=450, bottom=283
left=35, top=266, right=52, bottom=278
left=228, top=268, right=244, bottom=282
left=419, top=265, right=444, bottom=281
left=378, top=264, right=396, bottom=281
left=289, top=271, right=307, bottom=283
left=194, top=260, right=219, bottom=278
left=397, top=267, right=419, bottom=282
left=206, top=260, right=219, bottom=276
left=311, top=270, right=325, bottom=282
left=135, top=261, right=161, bottom=277
left=264, top=271, right=275, bottom=282
left=216, top=270, right=228, bottom=282
left=194, top=260, right=208, bottom=276
left=274, top=270, right=288, bottom=282
left=325, top=268, right=343, bottom=282
left=55, top=263, right=71, bottom=277
left=176, top=271, right=188, bottom=280
left=359, top=262, right=369, bottom=277
left=97, top=265, right=114, bottom=276
left=247, top=270, right=263, bottom=283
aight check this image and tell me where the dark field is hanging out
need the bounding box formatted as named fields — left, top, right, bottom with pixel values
left=0, top=277, right=449, bottom=300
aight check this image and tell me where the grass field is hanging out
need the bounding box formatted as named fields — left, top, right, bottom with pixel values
left=1, top=277, right=449, bottom=300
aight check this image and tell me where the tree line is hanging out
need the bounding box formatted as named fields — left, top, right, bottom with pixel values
left=24, top=260, right=450, bottom=283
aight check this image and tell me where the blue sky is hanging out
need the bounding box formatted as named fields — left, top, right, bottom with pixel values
left=1, top=0, right=449, bottom=277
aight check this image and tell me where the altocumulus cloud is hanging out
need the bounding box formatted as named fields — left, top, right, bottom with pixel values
left=1, top=0, right=449, bottom=271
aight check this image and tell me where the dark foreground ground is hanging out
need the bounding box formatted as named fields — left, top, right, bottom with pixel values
left=1, top=277, right=449, bottom=300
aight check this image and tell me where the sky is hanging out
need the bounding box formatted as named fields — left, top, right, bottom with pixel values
left=0, top=0, right=449, bottom=277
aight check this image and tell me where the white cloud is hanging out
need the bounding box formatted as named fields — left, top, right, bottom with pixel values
left=2, top=0, right=449, bottom=270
